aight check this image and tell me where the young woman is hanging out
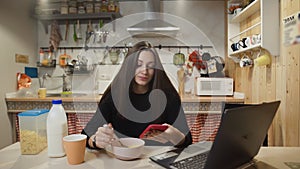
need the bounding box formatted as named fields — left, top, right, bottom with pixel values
left=82, top=41, right=192, bottom=149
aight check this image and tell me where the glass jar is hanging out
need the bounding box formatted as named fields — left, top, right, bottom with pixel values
left=86, top=2, right=94, bottom=13
left=60, top=2, right=69, bottom=14
left=101, top=0, right=108, bottom=12
left=94, top=1, right=101, bottom=13
left=68, top=0, right=77, bottom=7
left=108, top=0, right=115, bottom=12
left=78, top=5, right=85, bottom=14
left=115, top=0, right=119, bottom=12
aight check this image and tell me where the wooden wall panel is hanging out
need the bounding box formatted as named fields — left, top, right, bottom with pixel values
left=285, top=45, right=300, bottom=146
left=268, top=61, right=280, bottom=146
left=226, top=0, right=300, bottom=146
left=271, top=56, right=285, bottom=146
left=280, top=0, right=300, bottom=146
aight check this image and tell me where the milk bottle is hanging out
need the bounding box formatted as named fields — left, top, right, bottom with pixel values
left=47, top=99, right=68, bottom=157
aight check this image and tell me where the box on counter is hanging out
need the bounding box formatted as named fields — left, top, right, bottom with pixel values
left=18, top=109, right=49, bottom=155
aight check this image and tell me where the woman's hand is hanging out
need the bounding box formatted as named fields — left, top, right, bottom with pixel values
left=143, top=123, right=185, bottom=146
left=93, top=123, right=115, bottom=148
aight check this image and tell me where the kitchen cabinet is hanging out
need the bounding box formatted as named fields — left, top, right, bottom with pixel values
left=36, top=12, right=122, bottom=33
left=227, top=0, right=279, bottom=59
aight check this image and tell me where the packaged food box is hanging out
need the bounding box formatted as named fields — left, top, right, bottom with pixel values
left=18, top=109, right=49, bottom=155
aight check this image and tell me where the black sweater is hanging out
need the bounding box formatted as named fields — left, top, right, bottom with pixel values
left=82, top=90, right=192, bottom=148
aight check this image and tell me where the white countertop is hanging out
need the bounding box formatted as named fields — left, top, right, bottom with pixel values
left=1, top=143, right=300, bottom=169
left=0, top=142, right=172, bottom=169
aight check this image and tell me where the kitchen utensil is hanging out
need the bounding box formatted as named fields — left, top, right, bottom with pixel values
left=103, top=124, right=126, bottom=148
left=173, top=48, right=185, bottom=66
left=99, top=48, right=109, bottom=64
left=103, top=31, right=108, bottom=43
left=177, top=68, right=185, bottom=96
left=109, top=48, right=120, bottom=64
left=94, top=22, right=99, bottom=43
left=88, top=20, right=93, bottom=32
left=73, top=22, right=77, bottom=42
left=84, top=21, right=95, bottom=50
left=97, top=20, right=104, bottom=43
left=65, top=21, right=69, bottom=40
left=76, top=20, right=82, bottom=40
left=202, top=52, right=211, bottom=61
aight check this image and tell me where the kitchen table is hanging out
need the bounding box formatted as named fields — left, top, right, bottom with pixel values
left=5, top=94, right=244, bottom=143
left=0, top=142, right=299, bottom=169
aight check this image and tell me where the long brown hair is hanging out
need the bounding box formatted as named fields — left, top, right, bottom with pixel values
left=101, top=41, right=180, bottom=124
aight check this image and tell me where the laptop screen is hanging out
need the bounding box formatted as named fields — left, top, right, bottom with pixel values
left=204, top=101, right=280, bottom=169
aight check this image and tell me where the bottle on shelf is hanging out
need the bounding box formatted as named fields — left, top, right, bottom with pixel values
left=94, top=0, right=101, bottom=13
left=114, top=0, right=119, bottom=13
left=108, top=0, right=116, bottom=12
left=39, top=48, right=44, bottom=65
left=86, top=1, right=94, bottom=14
left=101, top=0, right=108, bottom=12
left=60, top=2, right=69, bottom=14
left=47, top=99, right=68, bottom=157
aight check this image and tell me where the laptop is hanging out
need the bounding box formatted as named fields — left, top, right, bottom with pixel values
left=150, top=101, right=281, bottom=169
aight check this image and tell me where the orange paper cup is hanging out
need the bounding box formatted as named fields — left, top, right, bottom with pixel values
left=63, top=134, right=87, bottom=165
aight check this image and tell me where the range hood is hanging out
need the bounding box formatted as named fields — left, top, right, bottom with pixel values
left=127, top=0, right=179, bottom=37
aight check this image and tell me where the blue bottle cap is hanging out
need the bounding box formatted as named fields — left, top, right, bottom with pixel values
left=52, top=99, right=62, bottom=104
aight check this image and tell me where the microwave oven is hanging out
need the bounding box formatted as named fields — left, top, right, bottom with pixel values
left=195, top=77, right=233, bottom=96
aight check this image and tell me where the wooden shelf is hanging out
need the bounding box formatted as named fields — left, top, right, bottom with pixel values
left=229, top=22, right=261, bottom=40
left=230, top=0, right=260, bottom=23
left=35, top=12, right=122, bottom=33
left=37, top=61, right=56, bottom=68
left=35, top=12, right=121, bottom=21
left=227, top=0, right=279, bottom=58
left=229, top=43, right=261, bottom=56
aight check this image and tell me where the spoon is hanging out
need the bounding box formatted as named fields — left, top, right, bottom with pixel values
left=103, top=124, right=128, bottom=148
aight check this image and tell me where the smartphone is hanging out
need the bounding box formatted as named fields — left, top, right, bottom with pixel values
left=139, top=124, right=168, bottom=138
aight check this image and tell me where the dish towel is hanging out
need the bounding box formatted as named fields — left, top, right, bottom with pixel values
left=49, top=20, right=62, bottom=51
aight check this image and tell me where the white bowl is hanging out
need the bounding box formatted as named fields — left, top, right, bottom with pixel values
left=105, top=138, right=145, bottom=161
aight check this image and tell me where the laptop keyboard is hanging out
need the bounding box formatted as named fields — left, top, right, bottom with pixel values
left=170, top=151, right=209, bottom=169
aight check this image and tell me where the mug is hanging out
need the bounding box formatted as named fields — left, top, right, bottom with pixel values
left=234, top=8, right=242, bottom=16
left=254, top=53, right=271, bottom=66
left=256, top=34, right=261, bottom=44
left=251, top=34, right=261, bottom=45
left=38, top=88, right=47, bottom=98
left=239, top=55, right=253, bottom=68
left=231, top=42, right=240, bottom=52
left=239, top=37, right=251, bottom=48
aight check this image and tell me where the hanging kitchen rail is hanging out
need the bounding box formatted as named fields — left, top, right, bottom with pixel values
left=40, top=44, right=213, bottom=50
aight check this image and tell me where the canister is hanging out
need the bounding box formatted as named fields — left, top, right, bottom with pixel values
left=60, top=2, right=69, bottom=14
left=94, top=1, right=101, bottom=13
left=86, top=2, right=94, bottom=13
left=18, top=109, right=49, bottom=154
